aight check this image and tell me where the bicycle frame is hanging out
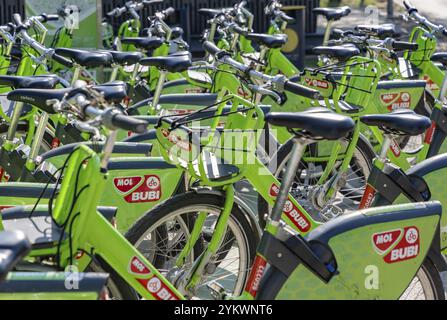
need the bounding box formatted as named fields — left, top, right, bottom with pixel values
left=155, top=92, right=442, bottom=299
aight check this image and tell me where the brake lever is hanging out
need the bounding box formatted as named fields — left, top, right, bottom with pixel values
left=249, top=84, right=284, bottom=105
left=73, top=120, right=101, bottom=139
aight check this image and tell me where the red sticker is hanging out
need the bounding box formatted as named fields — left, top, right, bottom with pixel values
left=137, top=276, right=181, bottom=300
left=423, top=75, right=439, bottom=91
left=129, top=256, right=151, bottom=276
left=424, top=121, right=436, bottom=145
left=372, top=227, right=420, bottom=263
left=114, top=175, right=162, bottom=203
left=380, top=92, right=411, bottom=111
left=269, top=184, right=311, bottom=232
left=390, top=139, right=401, bottom=157
left=114, top=176, right=142, bottom=194
left=380, top=93, right=399, bottom=105
left=245, top=255, right=267, bottom=298
left=359, top=184, right=377, bottom=209
left=304, top=78, right=329, bottom=89
left=123, top=175, right=162, bottom=203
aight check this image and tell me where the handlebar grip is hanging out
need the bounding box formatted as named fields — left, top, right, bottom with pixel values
left=203, top=41, right=222, bottom=56
left=163, top=7, right=176, bottom=18
left=112, top=114, right=148, bottom=134
left=41, top=14, right=60, bottom=22
left=392, top=41, right=419, bottom=51
left=52, top=54, right=74, bottom=68
left=403, top=0, right=418, bottom=13
left=284, top=81, right=322, bottom=100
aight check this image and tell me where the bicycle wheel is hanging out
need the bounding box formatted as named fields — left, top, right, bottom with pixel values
left=125, top=192, right=257, bottom=299
left=258, top=137, right=375, bottom=225
left=396, top=90, right=434, bottom=155
left=400, top=257, right=445, bottom=300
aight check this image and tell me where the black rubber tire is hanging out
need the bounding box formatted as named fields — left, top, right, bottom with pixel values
left=125, top=191, right=258, bottom=295
left=411, top=256, right=446, bottom=300
left=257, top=136, right=376, bottom=228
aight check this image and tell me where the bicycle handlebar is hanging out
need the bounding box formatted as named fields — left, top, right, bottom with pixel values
left=84, top=106, right=147, bottom=133
left=161, top=7, right=175, bottom=19
left=404, top=1, right=447, bottom=36
left=12, top=17, right=74, bottom=68
left=203, top=41, right=322, bottom=100
left=107, top=0, right=163, bottom=17
left=40, top=14, right=60, bottom=23
left=403, top=0, right=417, bottom=13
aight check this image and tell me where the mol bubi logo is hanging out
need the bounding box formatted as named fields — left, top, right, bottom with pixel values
left=113, top=175, right=161, bottom=203
left=269, top=184, right=311, bottom=232
left=372, top=227, right=420, bottom=264
left=380, top=92, right=411, bottom=111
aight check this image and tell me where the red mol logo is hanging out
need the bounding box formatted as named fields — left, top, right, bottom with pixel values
left=129, top=256, right=150, bottom=276
left=380, top=93, right=399, bottom=105
left=373, top=229, right=402, bottom=254
left=114, top=176, right=142, bottom=194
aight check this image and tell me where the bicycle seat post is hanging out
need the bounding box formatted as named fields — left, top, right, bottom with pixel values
left=5, top=101, right=24, bottom=143
left=269, top=137, right=310, bottom=223
left=28, top=111, right=49, bottom=165
left=323, top=20, right=333, bottom=46
left=151, top=69, right=167, bottom=112
left=379, top=134, right=393, bottom=161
